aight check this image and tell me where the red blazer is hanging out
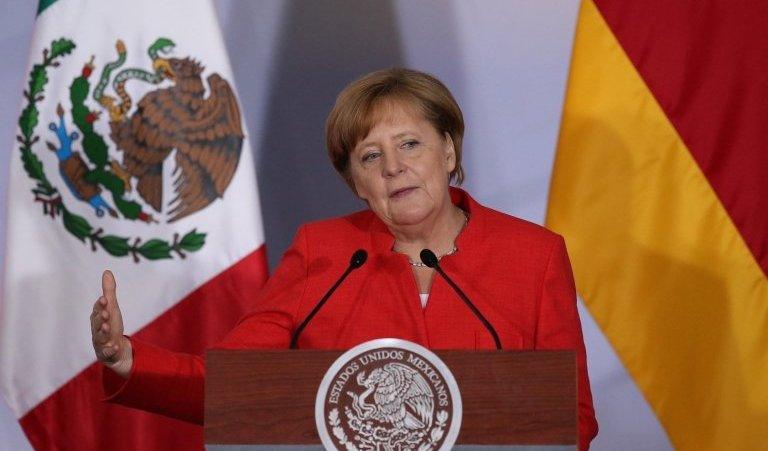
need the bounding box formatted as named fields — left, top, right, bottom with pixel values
left=105, top=188, right=598, bottom=449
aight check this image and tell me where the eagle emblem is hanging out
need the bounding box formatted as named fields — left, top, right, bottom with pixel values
left=98, top=38, right=244, bottom=223
left=317, top=340, right=461, bottom=451
left=348, top=363, right=435, bottom=433
left=16, top=37, right=244, bottom=261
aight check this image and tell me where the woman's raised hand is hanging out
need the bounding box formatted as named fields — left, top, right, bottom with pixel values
left=90, top=270, right=133, bottom=378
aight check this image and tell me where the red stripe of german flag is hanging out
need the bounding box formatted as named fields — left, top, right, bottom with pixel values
left=596, top=0, right=768, bottom=278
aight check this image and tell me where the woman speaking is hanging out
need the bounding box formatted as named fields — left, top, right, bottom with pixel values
left=90, top=68, right=598, bottom=449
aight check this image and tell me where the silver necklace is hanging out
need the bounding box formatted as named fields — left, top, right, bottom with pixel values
left=406, top=209, right=468, bottom=267
left=409, top=245, right=458, bottom=267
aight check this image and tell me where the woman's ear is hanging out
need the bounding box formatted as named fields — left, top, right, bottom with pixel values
left=444, top=132, right=456, bottom=173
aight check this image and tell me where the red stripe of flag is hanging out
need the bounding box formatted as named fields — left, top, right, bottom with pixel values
left=20, top=247, right=269, bottom=450
left=594, top=0, right=768, bottom=277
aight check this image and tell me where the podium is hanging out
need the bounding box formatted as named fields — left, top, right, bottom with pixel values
left=205, top=349, right=576, bottom=450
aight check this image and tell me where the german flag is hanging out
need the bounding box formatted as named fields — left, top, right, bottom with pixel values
left=547, top=1, right=768, bottom=449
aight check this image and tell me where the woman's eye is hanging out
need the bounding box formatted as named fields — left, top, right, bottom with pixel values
left=362, top=152, right=380, bottom=163
left=401, top=140, right=419, bottom=150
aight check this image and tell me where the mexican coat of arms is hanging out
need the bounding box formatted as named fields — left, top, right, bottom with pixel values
left=316, top=339, right=463, bottom=451
left=17, top=37, right=244, bottom=262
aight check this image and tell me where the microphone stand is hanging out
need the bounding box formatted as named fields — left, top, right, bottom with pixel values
left=420, top=249, right=502, bottom=350
left=289, top=249, right=367, bottom=349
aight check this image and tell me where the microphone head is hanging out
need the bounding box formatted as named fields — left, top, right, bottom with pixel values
left=350, top=249, right=368, bottom=269
left=419, top=249, right=439, bottom=268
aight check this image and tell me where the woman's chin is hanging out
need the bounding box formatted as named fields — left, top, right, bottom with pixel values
left=389, top=208, right=432, bottom=227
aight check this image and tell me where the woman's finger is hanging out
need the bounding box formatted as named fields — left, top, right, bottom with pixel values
left=101, top=270, right=117, bottom=305
left=100, top=344, right=116, bottom=360
left=90, top=304, right=99, bottom=325
left=90, top=314, right=100, bottom=336
left=93, top=271, right=127, bottom=369
left=91, top=296, right=104, bottom=317
left=90, top=299, right=105, bottom=334
left=94, top=322, right=111, bottom=344
left=95, top=329, right=107, bottom=345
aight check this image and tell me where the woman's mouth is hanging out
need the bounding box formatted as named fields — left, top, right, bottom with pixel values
left=390, top=187, right=417, bottom=198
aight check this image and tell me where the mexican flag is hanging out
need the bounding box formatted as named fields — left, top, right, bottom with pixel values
left=0, top=0, right=268, bottom=449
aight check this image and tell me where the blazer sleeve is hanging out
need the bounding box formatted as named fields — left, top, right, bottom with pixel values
left=102, top=226, right=310, bottom=423
left=534, top=235, right=598, bottom=450
left=102, top=339, right=205, bottom=424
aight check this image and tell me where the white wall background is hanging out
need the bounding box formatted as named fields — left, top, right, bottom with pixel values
left=0, top=1, right=671, bottom=449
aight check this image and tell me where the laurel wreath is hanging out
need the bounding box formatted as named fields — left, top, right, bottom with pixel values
left=329, top=408, right=359, bottom=451
left=16, top=38, right=206, bottom=262
left=333, top=404, right=448, bottom=451
left=417, top=410, right=448, bottom=451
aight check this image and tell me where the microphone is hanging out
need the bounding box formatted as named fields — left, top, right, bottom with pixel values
left=289, top=249, right=368, bottom=349
left=420, top=249, right=502, bottom=350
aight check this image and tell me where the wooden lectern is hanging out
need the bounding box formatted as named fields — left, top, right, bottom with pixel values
left=205, top=349, right=576, bottom=450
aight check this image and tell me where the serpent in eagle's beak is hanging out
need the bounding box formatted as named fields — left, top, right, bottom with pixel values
left=153, top=57, right=176, bottom=81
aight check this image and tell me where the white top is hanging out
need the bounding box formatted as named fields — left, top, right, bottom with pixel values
left=419, top=293, right=429, bottom=308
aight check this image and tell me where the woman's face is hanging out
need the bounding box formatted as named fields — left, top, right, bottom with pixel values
left=349, top=101, right=456, bottom=229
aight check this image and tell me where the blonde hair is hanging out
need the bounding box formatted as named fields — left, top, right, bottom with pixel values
left=325, top=68, right=465, bottom=188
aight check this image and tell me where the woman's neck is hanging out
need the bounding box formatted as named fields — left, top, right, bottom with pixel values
left=391, top=202, right=467, bottom=262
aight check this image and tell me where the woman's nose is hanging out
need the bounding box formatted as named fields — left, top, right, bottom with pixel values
left=382, top=153, right=404, bottom=177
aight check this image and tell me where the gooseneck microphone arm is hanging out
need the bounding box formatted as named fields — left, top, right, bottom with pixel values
left=420, top=249, right=502, bottom=350
left=289, top=249, right=368, bottom=349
